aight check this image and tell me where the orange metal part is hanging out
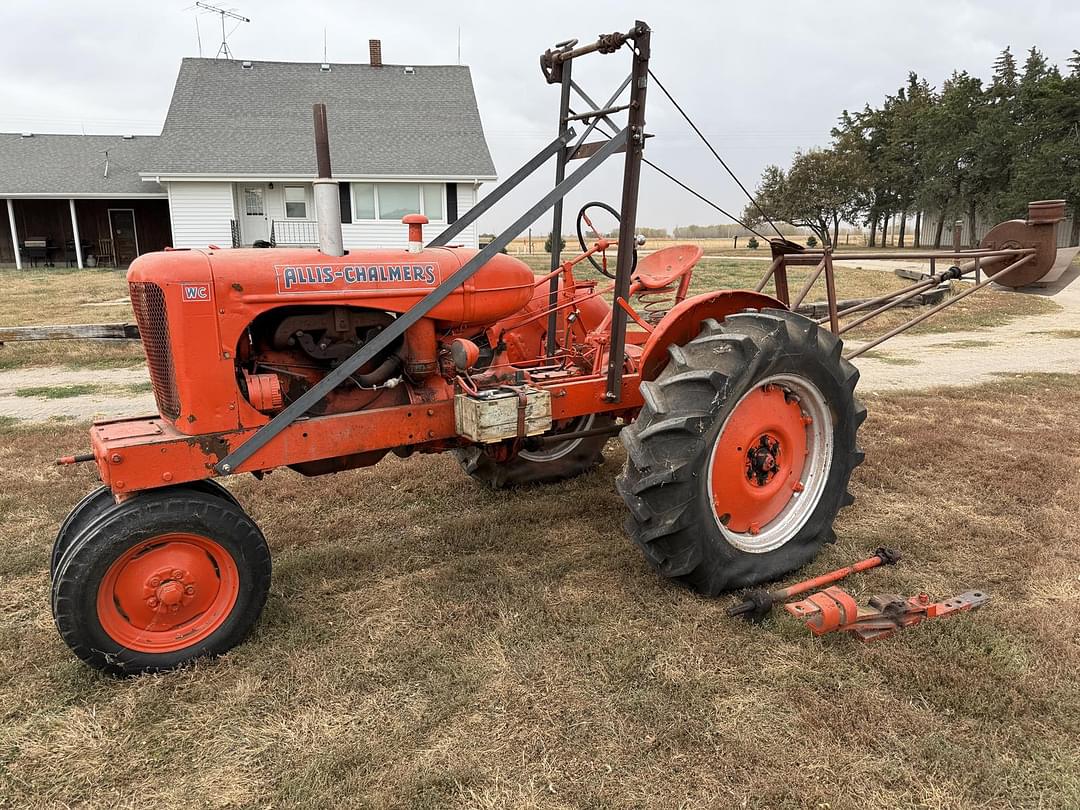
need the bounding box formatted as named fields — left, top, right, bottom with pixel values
left=96, top=532, right=240, bottom=653
left=638, top=289, right=785, bottom=381
left=785, top=586, right=991, bottom=641
left=709, top=384, right=808, bottom=533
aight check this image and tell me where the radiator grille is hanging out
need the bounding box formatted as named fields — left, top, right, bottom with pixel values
left=129, top=282, right=181, bottom=419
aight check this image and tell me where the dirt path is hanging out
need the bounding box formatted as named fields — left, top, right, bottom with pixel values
left=850, top=264, right=1080, bottom=391
left=0, top=366, right=154, bottom=422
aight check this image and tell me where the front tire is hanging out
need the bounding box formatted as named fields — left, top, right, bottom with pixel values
left=51, top=488, right=270, bottom=675
left=616, top=309, right=865, bottom=595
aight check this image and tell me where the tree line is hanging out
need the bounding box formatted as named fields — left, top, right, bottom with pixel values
left=745, top=47, right=1080, bottom=248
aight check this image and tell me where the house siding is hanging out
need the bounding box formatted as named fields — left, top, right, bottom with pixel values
left=165, top=181, right=482, bottom=251
left=167, top=182, right=236, bottom=248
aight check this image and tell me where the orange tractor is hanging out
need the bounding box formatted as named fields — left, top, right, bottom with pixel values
left=52, top=21, right=1059, bottom=674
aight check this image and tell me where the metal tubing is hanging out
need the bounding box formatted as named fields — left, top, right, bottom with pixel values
left=790, top=257, right=826, bottom=310
left=427, top=133, right=572, bottom=247
left=823, top=251, right=839, bottom=334
left=565, top=103, right=631, bottom=122
left=816, top=276, right=940, bottom=325
left=568, top=76, right=631, bottom=159
left=214, top=128, right=630, bottom=475
left=777, top=248, right=1035, bottom=262
left=546, top=61, right=574, bottom=357
left=837, top=279, right=943, bottom=335
left=754, top=256, right=783, bottom=293
left=845, top=254, right=1033, bottom=360
left=313, top=103, right=332, bottom=178
left=604, top=21, right=650, bottom=401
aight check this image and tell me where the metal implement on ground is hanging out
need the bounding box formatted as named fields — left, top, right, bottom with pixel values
left=785, top=587, right=991, bottom=641
left=727, top=547, right=901, bottom=621
left=48, top=19, right=1066, bottom=676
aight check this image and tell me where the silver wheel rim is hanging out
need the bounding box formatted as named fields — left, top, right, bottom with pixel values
left=519, top=414, right=597, bottom=462
left=706, top=373, right=834, bottom=554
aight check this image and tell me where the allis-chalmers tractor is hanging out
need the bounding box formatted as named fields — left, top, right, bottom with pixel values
left=51, top=22, right=1067, bottom=674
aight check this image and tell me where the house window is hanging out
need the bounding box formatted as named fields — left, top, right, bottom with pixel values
left=284, top=186, right=307, bottom=219
left=350, top=182, right=445, bottom=222
left=243, top=187, right=264, bottom=216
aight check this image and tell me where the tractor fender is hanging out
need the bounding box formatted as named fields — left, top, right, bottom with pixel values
left=638, top=289, right=786, bottom=381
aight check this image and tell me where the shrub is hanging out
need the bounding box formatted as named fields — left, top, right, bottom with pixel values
left=806, top=236, right=817, bottom=247
left=747, top=237, right=760, bottom=250
left=545, top=232, right=566, bottom=253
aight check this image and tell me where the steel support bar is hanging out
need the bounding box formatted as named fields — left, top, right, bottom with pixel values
left=565, top=103, right=631, bottom=122
left=214, top=128, right=629, bottom=475
left=845, top=254, right=1033, bottom=360
left=605, top=21, right=650, bottom=400
left=754, top=256, right=783, bottom=293
left=568, top=75, right=631, bottom=159
left=816, top=276, right=941, bottom=325
left=426, top=132, right=572, bottom=247
left=822, top=251, right=839, bottom=334
left=545, top=62, right=575, bottom=356
left=790, top=257, right=826, bottom=310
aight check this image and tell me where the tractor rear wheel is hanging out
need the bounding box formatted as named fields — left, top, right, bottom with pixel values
left=51, top=487, right=270, bottom=675
left=454, top=414, right=612, bottom=488
left=51, top=479, right=240, bottom=580
left=617, top=309, right=864, bottom=595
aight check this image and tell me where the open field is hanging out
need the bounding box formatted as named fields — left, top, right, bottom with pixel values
left=0, top=256, right=1060, bottom=373
left=1, top=373, right=1079, bottom=808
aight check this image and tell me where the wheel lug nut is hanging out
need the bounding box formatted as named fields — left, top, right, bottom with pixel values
left=172, top=570, right=184, bottom=580
left=184, top=585, right=195, bottom=595
left=150, top=578, right=160, bottom=587
left=148, top=597, right=159, bottom=608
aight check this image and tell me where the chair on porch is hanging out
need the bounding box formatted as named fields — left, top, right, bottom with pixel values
left=96, top=238, right=115, bottom=268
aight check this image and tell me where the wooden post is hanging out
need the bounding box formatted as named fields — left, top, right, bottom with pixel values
left=952, top=220, right=963, bottom=255
left=5, top=198, right=20, bottom=270
left=69, top=199, right=84, bottom=269
left=733, top=235, right=738, bottom=249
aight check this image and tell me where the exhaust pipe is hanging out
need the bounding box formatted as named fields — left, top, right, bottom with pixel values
left=312, top=102, right=345, bottom=257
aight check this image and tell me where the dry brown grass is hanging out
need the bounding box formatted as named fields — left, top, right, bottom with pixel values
left=1, top=374, right=1079, bottom=808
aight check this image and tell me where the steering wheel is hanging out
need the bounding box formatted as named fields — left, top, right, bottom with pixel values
left=576, top=201, right=638, bottom=279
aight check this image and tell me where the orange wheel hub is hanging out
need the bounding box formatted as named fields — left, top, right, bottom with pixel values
left=710, top=384, right=810, bottom=534
left=96, top=533, right=239, bottom=653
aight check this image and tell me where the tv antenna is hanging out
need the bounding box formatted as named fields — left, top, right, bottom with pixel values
left=194, top=2, right=250, bottom=59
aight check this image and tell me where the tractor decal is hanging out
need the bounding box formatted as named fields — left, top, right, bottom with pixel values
left=181, top=283, right=211, bottom=302
left=276, top=263, right=437, bottom=293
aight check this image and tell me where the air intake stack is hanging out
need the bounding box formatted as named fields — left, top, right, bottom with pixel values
left=312, top=102, right=345, bottom=257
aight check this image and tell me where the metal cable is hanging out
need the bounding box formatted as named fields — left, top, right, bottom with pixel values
left=641, top=158, right=771, bottom=242
left=647, top=69, right=786, bottom=240
left=583, top=114, right=771, bottom=241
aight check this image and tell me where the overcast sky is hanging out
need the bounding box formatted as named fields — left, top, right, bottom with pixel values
left=1, top=1, right=1077, bottom=235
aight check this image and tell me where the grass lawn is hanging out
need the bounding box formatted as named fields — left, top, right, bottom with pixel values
left=1, top=373, right=1078, bottom=808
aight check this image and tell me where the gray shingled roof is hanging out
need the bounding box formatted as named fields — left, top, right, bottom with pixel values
left=0, top=134, right=164, bottom=196
left=146, top=58, right=496, bottom=179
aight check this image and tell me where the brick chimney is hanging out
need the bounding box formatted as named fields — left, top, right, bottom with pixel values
left=369, top=39, right=382, bottom=67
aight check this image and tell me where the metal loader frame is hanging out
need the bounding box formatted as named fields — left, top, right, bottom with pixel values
left=214, top=20, right=654, bottom=476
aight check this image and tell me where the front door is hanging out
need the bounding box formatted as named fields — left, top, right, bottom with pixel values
left=108, top=209, right=139, bottom=264
left=241, top=185, right=269, bottom=244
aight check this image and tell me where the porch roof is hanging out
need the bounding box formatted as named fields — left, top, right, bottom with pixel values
left=0, top=134, right=165, bottom=198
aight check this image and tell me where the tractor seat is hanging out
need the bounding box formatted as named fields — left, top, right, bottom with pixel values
left=632, top=244, right=705, bottom=290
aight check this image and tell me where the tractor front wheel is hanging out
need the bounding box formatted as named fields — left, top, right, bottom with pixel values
left=617, top=309, right=865, bottom=595
left=51, top=487, right=270, bottom=675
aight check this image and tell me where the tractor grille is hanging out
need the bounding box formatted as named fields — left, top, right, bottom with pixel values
left=129, top=282, right=181, bottom=420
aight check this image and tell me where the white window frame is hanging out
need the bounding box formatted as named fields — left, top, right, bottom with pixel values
left=350, top=182, right=446, bottom=224
left=283, top=185, right=309, bottom=220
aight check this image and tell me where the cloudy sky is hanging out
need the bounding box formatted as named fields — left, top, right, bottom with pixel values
left=1, top=1, right=1076, bottom=234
